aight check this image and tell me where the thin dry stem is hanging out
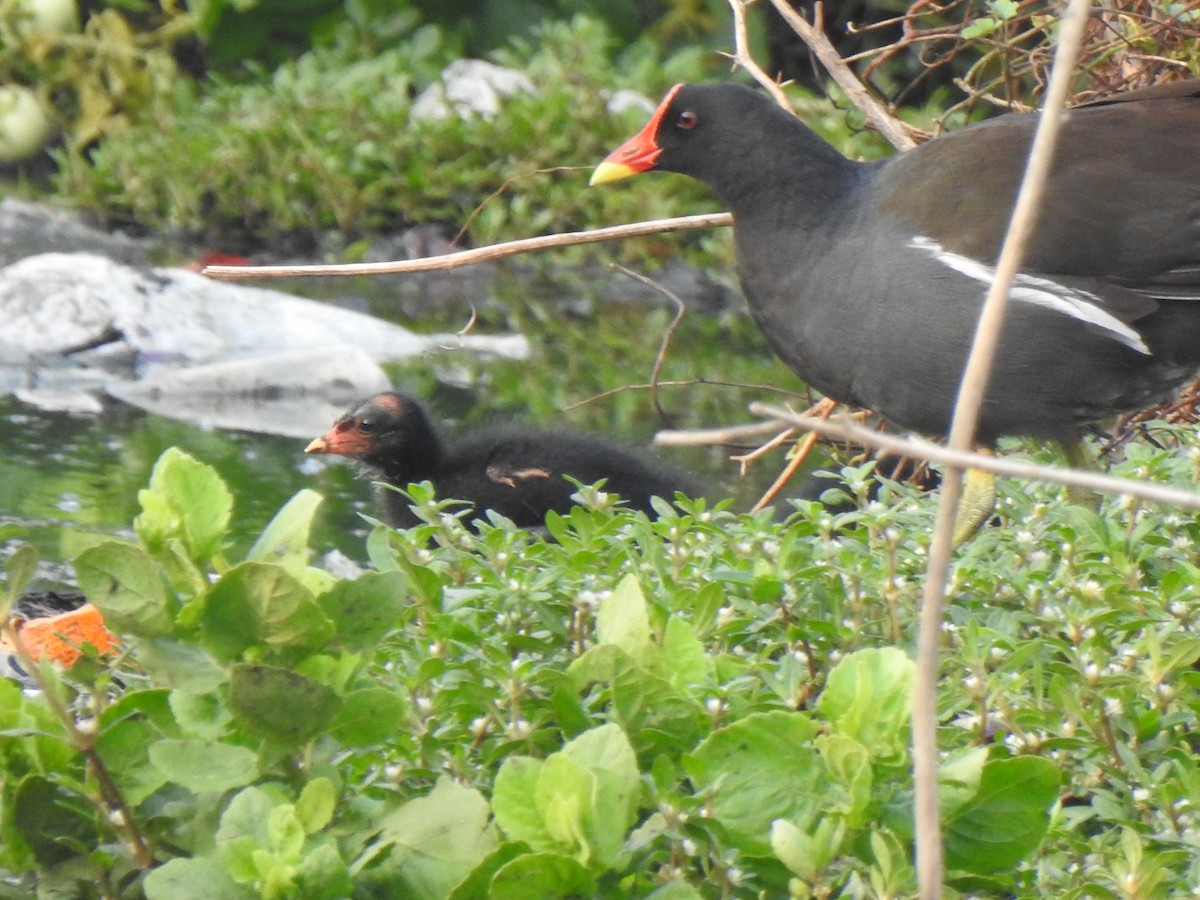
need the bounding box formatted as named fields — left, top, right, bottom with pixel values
left=612, top=264, right=688, bottom=426
left=723, top=0, right=793, bottom=110
left=654, top=419, right=792, bottom=447
left=907, top=6, right=1100, bottom=889
left=766, top=0, right=918, bottom=150
left=203, top=213, right=734, bottom=281
left=748, top=404, right=1200, bottom=511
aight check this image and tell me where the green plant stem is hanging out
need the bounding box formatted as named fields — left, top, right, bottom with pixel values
left=0, top=622, right=155, bottom=869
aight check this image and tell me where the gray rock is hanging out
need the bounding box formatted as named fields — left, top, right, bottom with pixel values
left=0, top=199, right=148, bottom=268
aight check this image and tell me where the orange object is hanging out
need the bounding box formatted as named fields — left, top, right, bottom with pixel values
left=2, top=603, right=118, bottom=669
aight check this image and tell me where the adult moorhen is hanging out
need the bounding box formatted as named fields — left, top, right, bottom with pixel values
left=304, top=391, right=705, bottom=529
left=591, top=81, right=1200, bottom=445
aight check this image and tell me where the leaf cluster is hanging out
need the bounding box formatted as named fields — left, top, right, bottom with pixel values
left=4, top=429, right=1200, bottom=895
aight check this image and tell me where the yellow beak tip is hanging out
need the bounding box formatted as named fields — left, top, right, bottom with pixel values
left=589, top=161, right=638, bottom=186
left=304, top=438, right=327, bottom=454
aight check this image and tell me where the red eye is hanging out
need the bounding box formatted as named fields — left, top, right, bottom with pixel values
left=677, top=110, right=698, bottom=130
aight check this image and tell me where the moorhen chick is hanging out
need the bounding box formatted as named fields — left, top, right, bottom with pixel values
left=304, top=391, right=705, bottom=529
left=591, top=81, right=1200, bottom=446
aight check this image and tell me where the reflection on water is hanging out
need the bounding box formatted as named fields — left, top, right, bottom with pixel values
left=0, top=394, right=372, bottom=585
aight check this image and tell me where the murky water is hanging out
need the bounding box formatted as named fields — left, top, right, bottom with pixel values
left=0, top=266, right=809, bottom=588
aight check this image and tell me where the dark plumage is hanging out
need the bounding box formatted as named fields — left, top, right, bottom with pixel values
left=592, top=80, right=1200, bottom=444
left=305, top=391, right=705, bottom=528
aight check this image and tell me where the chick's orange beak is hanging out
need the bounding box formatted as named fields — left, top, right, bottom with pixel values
left=305, top=421, right=373, bottom=458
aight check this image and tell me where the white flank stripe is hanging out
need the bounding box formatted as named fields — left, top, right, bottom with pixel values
left=908, top=236, right=1151, bottom=355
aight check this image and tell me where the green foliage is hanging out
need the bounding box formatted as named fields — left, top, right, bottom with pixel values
left=52, top=15, right=742, bottom=244
left=6, top=435, right=1200, bottom=894
left=0, top=0, right=190, bottom=153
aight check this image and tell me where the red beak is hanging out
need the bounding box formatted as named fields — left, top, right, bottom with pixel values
left=590, top=84, right=683, bottom=184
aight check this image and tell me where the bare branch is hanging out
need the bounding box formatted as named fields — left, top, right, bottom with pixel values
left=766, top=0, right=918, bottom=150
left=723, top=0, right=793, bottom=110
left=203, top=213, right=733, bottom=281
left=654, top=419, right=792, bottom=447
left=749, top=403, right=1200, bottom=511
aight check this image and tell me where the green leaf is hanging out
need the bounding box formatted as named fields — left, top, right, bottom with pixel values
left=816, top=733, right=872, bottom=826
left=11, top=774, right=97, bottom=866
left=558, top=723, right=640, bottom=867
left=328, top=687, right=406, bottom=746
left=148, top=739, right=259, bottom=794
left=136, top=447, right=233, bottom=565
left=295, top=777, right=336, bottom=834
left=595, top=573, right=652, bottom=663
left=938, top=746, right=989, bottom=818
left=130, top=637, right=227, bottom=692
left=494, top=724, right=639, bottom=869
left=642, top=884, right=706, bottom=900
left=568, top=645, right=708, bottom=753
left=169, top=689, right=232, bottom=741
left=536, top=754, right=592, bottom=861
left=1, top=544, right=38, bottom=618
left=944, top=756, right=1060, bottom=874
left=771, top=816, right=845, bottom=881
left=961, top=17, right=998, bottom=39
left=75, top=541, right=174, bottom=636
left=683, top=710, right=823, bottom=854
left=295, top=841, right=353, bottom=900
left=144, top=857, right=251, bottom=900
left=267, top=804, right=305, bottom=860
left=227, top=663, right=341, bottom=746
left=247, top=489, right=323, bottom=575
left=487, top=851, right=597, bottom=899
left=201, top=562, right=335, bottom=662
left=370, top=776, right=498, bottom=899
left=656, top=615, right=714, bottom=690
left=818, top=647, right=915, bottom=762
left=446, top=843, right=531, bottom=900
left=217, top=785, right=276, bottom=849
left=316, top=571, right=408, bottom=652
left=493, top=757, right=550, bottom=849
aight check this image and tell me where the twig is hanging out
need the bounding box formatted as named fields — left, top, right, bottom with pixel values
left=748, top=405, right=1200, bottom=511
left=729, top=427, right=797, bottom=471
left=612, top=265, right=688, bottom=426
left=723, top=0, right=793, bottom=110
left=203, top=213, right=733, bottom=280
left=564, top=378, right=808, bottom=413
left=654, top=419, right=792, bottom=447
left=766, top=0, right=918, bottom=150
left=750, top=397, right=836, bottom=511
left=909, top=3, right=1095, bottom=895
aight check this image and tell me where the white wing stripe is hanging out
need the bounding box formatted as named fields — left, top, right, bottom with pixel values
left=908, top=236, right=1151, bottom=356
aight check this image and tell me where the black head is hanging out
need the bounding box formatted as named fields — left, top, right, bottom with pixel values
left=304, top=391, right=442, bottom=477
left=592, top=83, right=841, bottom=200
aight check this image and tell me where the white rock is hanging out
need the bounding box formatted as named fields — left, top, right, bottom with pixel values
left=0, top=252, right=528, bottom=366
left=411, top=60, right=535, bottom=121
